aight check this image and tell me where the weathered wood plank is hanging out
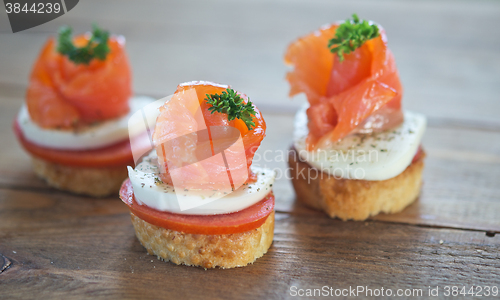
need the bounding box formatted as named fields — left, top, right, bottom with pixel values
left=0, top=188, right=499, bottom=299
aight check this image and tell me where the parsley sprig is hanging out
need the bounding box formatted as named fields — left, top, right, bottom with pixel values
left=57, top=24, right=110, bottom=65
left=205, top=88, right=257, bottom=130
left=328, top=14, right=380, bottom=62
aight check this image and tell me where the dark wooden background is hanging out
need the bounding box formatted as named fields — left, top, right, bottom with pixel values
left=1, top=0, right=499, bottom=299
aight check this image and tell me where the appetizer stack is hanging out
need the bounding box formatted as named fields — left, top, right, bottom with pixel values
left=285, top=15, right=426, bottom=220
left=120, top=81, right=275, bottom=269
left=14, top=25, right=151, bottom=197
left=13, top=14, right=423, bottom=270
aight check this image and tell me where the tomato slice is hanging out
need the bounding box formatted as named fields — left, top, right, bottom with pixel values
left=13, top=120, right=134, bottom=168
left=412, top=145, right=425, bottom=163
left=119, top=179, right=274, bottom=235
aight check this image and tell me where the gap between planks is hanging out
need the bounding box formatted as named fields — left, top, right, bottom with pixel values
left=273, top=208, right=500, bottom=236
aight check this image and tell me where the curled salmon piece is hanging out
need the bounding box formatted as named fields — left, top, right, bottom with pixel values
left=152, top=81, right=266, bottom=190
left=285, top=23, right=403, bottom=148
left=26, top=36, right=132, bottom=129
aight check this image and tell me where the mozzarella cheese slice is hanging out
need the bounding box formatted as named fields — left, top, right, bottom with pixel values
left=17, top=96, right=155, bottom=150
left=293, top=105, right=426, bottom=181
left=128, top=151, right=275, bottom=215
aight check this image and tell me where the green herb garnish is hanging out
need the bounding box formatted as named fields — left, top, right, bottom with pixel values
left=328, top=14, right=380, bottom=62
left=205, top=88, right=257, bottom=130
left=57, top=24, right=110, bottom=65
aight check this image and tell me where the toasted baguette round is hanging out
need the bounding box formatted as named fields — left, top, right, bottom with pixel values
left=130, top=211, right=274, bottom=269
left=32, top=157, right=128, bottom=197
left=288, top=147, right=425, bottom=221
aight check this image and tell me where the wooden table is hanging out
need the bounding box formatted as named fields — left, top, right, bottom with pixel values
left=1, top=0, right=500, bottom=299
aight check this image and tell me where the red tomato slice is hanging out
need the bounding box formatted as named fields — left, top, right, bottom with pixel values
left=119, top=179, right=274, bottom=235
left=13, top=120, right=134, bottom=168
left=412, top=145, right=425, bottom=163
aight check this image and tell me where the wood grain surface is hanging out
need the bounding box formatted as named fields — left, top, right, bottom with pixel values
left=1, top=0, right=499, bottom=299
left=1, top=189, right=499, bottom=299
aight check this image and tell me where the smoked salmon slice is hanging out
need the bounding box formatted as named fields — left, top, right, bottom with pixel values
left=285, top=23, right=403, bottom=147
left=26, top=35, right=132, bottom=129
left=153, top=81, right=266, bottom=189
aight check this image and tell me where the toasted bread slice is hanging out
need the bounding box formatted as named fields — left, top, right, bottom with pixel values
left=32, top=157, right=128, bottom=197
left=288, top=147, right=424, bottom=221
left=131, top=211, right=274, bottom=269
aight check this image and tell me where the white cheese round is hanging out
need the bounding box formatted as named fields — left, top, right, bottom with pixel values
left=17, top=96, right=155, bottom=150
left=128, top=151, right=275, bottom=215
left=293, top=105, right=426, bottom=181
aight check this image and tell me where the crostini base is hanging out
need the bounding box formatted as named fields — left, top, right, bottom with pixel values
left=130, top=211, right=274, bottom=269
left=32, top=157, right=128, bottom=197
left=288, top=147, right=425, bottom=221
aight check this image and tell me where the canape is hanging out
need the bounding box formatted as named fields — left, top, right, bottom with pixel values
left=13, top=25, right=152, bottom=197
left=120, top=81, right=275, bottom=269
left=285, top=14, right=426, bottom=220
